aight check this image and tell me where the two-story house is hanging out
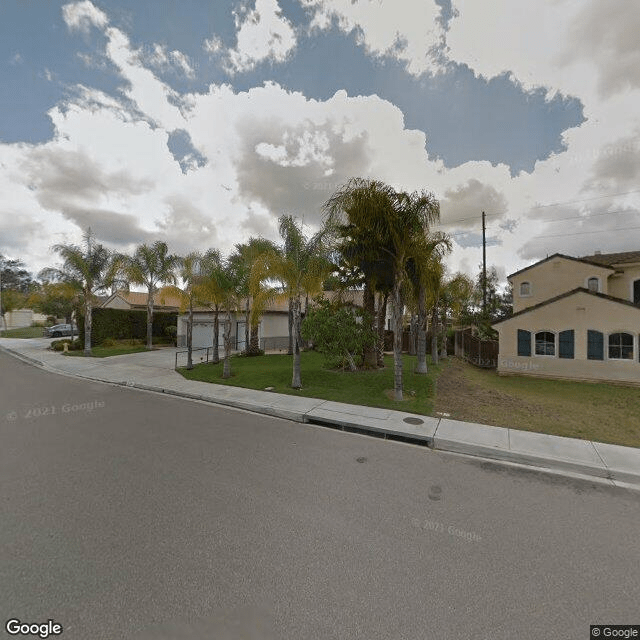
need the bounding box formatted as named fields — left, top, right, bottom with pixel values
left=493, top=251, right=640, bottom=385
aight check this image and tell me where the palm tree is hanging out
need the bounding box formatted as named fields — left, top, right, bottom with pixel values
left=228, top=237, right=279, bottom=356
left=197, top=249, right=225, bottom=364
left=325, top=179, right=441, bottom=400
left=48, top=229, right=114, bottom=355
left=215, top=261, right=242, bottom=379
left=406, top=232, right=452, bottom=374
left=169, top=252, right=203, bottom=370
left=252, top=215, right=332, bottom=389
left=113, top=241, right=179, bottom=350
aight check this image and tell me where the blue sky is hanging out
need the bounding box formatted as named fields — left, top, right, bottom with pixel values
left=1, top=0, right=639, bottom=278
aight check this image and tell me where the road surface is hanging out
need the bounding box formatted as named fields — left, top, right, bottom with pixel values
left=1, top=349, right=638, bottom=639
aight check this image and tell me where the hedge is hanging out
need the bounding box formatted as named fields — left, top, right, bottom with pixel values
left=78, top=308, right=178, bottom=346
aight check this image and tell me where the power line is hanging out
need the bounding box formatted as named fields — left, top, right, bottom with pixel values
left=436, top=188, right=640, bottom=226
left=535, top=224, right=640, bottom=240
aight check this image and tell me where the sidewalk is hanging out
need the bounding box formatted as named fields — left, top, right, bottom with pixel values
left=2, top=338, right=639, bottom=490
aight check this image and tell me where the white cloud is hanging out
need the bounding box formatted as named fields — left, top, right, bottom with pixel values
left=225, top=0, right=297, bottom=72
left=302, top=0, right=445, bottom=75
left=147, top=44, right=195, bottom=79
left=62, top=0, right=108, bottom=34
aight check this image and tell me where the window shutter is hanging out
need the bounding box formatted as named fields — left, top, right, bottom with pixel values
left=517, top=329, right=531, bottom=356
left=559, top=330, right=574, bottom=359
left=587, top=330, right=604, bottom=360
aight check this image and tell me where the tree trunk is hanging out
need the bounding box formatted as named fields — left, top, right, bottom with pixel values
left=440, top=306, right=448, bottom=359
left=244, top=299, right=250, bottom=354
left=212, top=304, right=219, bottom=363
left=248, top=323, right=260, bottom=355
left=392, top=278, right=403, bottom=401
left=291, top=296, right=302, bottom=389
left=431, top=300, right=439, bottom=365
left=83, top=292, right=92, bottom=356
left=376, top=292, right=388, bottom=367
left=409, top=314, right=417, bottom=355
left=223, top=311, right=232, bottom=378
left=186, top=300, right=193, bottom=369
left=146, top=289, right=154, bottom=350
left=363, top=280, right=377, bottom=367
left=415, top=284, right=428, bottom=374
left=287, top=297, right=293, bottom=355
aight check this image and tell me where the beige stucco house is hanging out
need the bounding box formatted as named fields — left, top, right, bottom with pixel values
left=176, top=290, right=367, bottom=353
left=100, top=288, right=182, bottom=312
left=493, top=251, right=640, bottom=385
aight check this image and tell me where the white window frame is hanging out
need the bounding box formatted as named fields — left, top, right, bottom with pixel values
left=585, top=276, right=601, bottom=293
left=533, top=330, right=556, bottom=357
left=520, top=281, right=532, bottom=297
left=606, top=331, right=635, bottom=362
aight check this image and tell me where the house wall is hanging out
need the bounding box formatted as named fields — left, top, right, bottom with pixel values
left=3, top=309, right=47, bottom=329
left=511, top=257, right=613, bottom=313
left=103, top=296, right=131, bottom=310
left=495, top=290, right=640, bottom=385
left=607, top=263, right=640, bottom=302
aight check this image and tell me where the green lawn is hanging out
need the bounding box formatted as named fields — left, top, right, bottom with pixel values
left=64, top=344, right=150, bottom=358
left=435, top=357, right=640, bottom=448
left=0, top=326, right=44, bottom=338
left=179, top=350, right=441, bottom=415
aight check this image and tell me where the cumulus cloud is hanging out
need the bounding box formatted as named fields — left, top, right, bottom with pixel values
left=225, top=0, right=297, bottom=73
left=439, top=179, right=508, bottom=228
left=62, top=0, right=108, bottom=34
left=302, top=0, right=445, bottom=75
left=147, top=44, right=195, bottom=79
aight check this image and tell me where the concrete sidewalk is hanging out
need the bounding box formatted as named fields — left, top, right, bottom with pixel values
left=2, top=337, right=639, bottom=490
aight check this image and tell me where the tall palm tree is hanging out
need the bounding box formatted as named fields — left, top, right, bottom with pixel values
left=48, top=229, right=114, bottom=356
left=168, top=252, right=203, bottom=370
left=197, top=249, right=225, bottom=364
left=228, top=237, right=279, bottom=356
left=252, top=215, right=332, bottom=389
left=325, top=179, right=441, bottom=400
left=113, top=241, right=179, bottom=350
left=406, top=232, right=452, bottom=374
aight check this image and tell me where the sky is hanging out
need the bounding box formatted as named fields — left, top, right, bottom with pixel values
left=1, top=0, right=639, bottom=283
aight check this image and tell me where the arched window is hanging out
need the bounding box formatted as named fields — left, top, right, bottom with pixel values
left=608, top=333, right=633, bottom=360
left=587, top=277, right=599, bottom=292
left=520, top=281, right=531, bottom=296
left=535, top=331, right=555, bottom=356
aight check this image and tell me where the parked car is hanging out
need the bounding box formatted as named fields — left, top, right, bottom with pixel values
left=44, top=324, right=78, bottom=338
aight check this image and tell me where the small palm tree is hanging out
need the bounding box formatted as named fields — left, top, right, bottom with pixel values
left=48, top=229, right=114, bottom=355
left=252, top=215, right=332, bottom=389
left=197, top=249, right=226, bottom=364
left=113, top=241, right=179, bottom=350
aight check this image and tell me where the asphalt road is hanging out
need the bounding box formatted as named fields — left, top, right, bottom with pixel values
left=1, top=349, right=639, bottom=640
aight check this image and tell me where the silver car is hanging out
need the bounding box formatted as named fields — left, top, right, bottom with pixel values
left=44, top=324, right=78, bottom=338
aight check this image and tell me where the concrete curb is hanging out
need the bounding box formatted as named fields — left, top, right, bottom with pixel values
left=2, top=343, right=639, bottom=490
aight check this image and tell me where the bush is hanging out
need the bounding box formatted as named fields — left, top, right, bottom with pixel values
left=78, top=309, right=178, bottom=346
left=101, top=338, right=116, bottom=347
left=69, top=338, right=82, bottom=351
left=51, top=339, right=71, bottom=351
left=302, top=298, right=376, bottom=371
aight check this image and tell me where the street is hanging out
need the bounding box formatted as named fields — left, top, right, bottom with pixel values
left=1, top=349, right=639, bottom=640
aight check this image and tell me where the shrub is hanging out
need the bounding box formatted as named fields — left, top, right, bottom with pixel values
left=101, top=338, right=116, bottom=347
left=51, top=339, right=71, bottom=351
left=302, top=298, right=376, bottom=371
left=78, top=309, right=178, bottom=346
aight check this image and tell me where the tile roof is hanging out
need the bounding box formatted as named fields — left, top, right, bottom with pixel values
left=579, top=250, right=640, bottom=266
left=493, top=287, right=640, bottom=325
left=507, top=253, right=615, bottom=280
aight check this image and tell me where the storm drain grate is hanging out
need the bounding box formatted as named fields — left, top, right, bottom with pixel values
left=403, top=417, right=425, bottom=425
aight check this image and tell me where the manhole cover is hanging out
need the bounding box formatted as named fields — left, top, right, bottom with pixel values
left=403, top=417, right=424, bottom=425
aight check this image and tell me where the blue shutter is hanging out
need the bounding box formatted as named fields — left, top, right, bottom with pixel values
left=517, top=329, right=531, bottom=356
left=559, top=330, right=574, bottom=359
left=587, top=330, right=604, bottom=360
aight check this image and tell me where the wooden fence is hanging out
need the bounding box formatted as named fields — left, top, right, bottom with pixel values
left=454, top=329, right=499, bottom=369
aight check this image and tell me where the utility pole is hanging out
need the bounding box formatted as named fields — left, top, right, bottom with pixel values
left=482, top=210, right=487, bottom=315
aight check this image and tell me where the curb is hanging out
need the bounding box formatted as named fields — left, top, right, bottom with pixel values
left=2, top=344, right=639, bottom=490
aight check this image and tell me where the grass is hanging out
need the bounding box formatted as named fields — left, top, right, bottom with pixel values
left=0, top=326, right=44, bottom=338
left=178, top=350, right=441, bottom=415
left=435, top=357, right=640, bottom=448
